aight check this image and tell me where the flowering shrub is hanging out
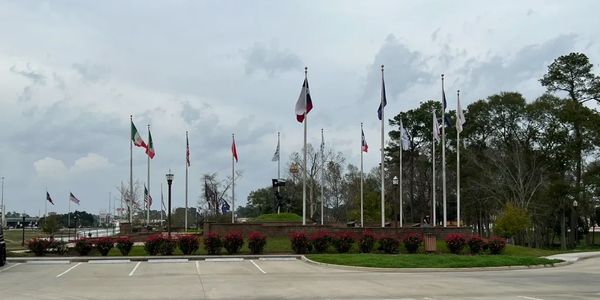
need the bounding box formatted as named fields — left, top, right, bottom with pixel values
left=203, top=232, right=223, bottom=255
left=444, top=234, right=466, bottom=254
left=116, top=236, right=134, bottom=256
left=95, top=237, right=114, bottom=256
left=178, top=235, right=200, bottom=255
left=333, top=232, right=355, bottom=253
left=378, top=235, right=400, bottom=254
left=289, top=231, right=312, bottom=254
left=75, top=238, right=93, bottom=256
left=402, top=233, right=423, bottom=254
left=310, top=230, right=332, bottom=253
left=27, top=238, right=50, bottom=256
left=248, top=231, right=267, bottom=254
left=47, top=238, right=68, bottom=255
left=159, top=237, right=177, bottom=256
left=358, top=231, right=376, bottom=253
left=144, top=234, right=164, bottom=256
left=487, top=237, right=507, bottom=255
left=223, top=231, right=244, bottom=254
left=467, top=236, right=486, bottom=255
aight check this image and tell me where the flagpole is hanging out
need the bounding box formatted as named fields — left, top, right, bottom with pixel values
left=68, top=191, right=71, bottom=228
left=185, top=131, right=189, bottom=231
left=44, top=188, right=47, bottom=227
left=232, top=133, right=235, bottom=224
left=129, top=115, right=133, bottom=224
left=380, top=65, right=385, bottom=228
left=277, top=132, right=281, bottom=214
left=320, top=129, right=324, bottom=226
left=456, top=89, right=461, bottom=227
left=432, top=111, right=437, bottom=227
left=147, top=124, right=151, bottom=227
left=441, top=74, right=447, bottom=228
left=399, top=119, right=403, bottom=228
left=360, top=123, right=364, bottom=228
left=302, top=67, right=307, bottom=226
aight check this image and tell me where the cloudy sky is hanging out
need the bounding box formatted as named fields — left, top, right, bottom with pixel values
left=0, top=0, right=598, bottom=217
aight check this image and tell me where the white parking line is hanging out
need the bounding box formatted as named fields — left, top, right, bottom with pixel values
left=148, top=259, right=189, bottom=263
left=56, top=262, right=82, bottom=278
left=249, top=260, right=266, bottom=274
left=0, top=263, right=22, bottom=273
left=258, top=257, right=297, bottom=261
left=89, top=260, right=131, bottom=264
left=205, top=258, right=244, bottom=262
left=195, top=261, right=201, bottom=275
left=28, top=260, right=70, bottom=264
left=129, top=262, right=141, bottom=277
left=517, top=296, right=545, bottom=300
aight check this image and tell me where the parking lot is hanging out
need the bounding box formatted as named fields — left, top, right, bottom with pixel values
left=1, top=257, right=600, bottom=299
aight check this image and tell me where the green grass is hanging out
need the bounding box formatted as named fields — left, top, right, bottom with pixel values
left=254, top=213, right=302, bottom=222
left=306, top=253, right=562, bottom=268
left=3, top=229, right=48, bottom=250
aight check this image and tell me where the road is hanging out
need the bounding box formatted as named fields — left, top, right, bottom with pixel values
left=0, top=257, right=599, bottom=299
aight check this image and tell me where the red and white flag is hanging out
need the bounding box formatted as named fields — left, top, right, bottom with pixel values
left=145, top=129, right=155, bottom=159
left=294, top=78, right=313, bottom=123
left=131, top=121, right=147, bottom=149
left=361, top=129, right=368, bottom=153
left=231, top=135, right=238, bottom=162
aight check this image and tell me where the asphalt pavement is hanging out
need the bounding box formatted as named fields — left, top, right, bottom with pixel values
left=0, top=254, right=599, bottom=299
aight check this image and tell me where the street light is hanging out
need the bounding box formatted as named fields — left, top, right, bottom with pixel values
left=393, top=176, right=399, bottom=228
left=166, top=170, right=174, bottom=237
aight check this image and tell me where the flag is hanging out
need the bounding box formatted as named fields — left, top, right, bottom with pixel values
left=272, top=139, right=280, bottom=162
left=377, top=75, right=387, bottom=120
left=433, top=111, right=440, bottom=143
left=361, top=129, right=368, bottom=153
left=186, top=134, right=191, bottom=167
left=400, top=122, right=411, bottom=150
left=146, top=129, right=155, bottom=159
left=69, top=192, right=80, bottom=205
left=144, top=186, right=152, bottom=208
left=231, top=136, right=238, bottom=162
left=46, top=192, right=54, bottom=205
left=131, top=121, right=147, bottom=149
left=221, top=200, right=230, bottom=214
left=457, top=97, right=466, bottom=133
left=295, top=78, right=313, bottom=123
left=442, top=88, right=447, bottom=111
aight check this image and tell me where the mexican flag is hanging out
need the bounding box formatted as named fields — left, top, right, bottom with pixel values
left=131, top=121, right=147, bottom=149
left=146, top=129, right=155, bottom=159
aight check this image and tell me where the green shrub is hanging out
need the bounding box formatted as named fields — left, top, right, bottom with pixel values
left=468, top=236, right=485, bottom=255
left=488, top=237, right=507, bottom=255
left=144, top=234, right=163, bottom=256
left=402, top=233, right=423, bottom=254
left=378, top=235, right=400, bottom=254
left=203, top=232, right=223, bottom=255
left=358, top=231, right=376, bottom=253
left=178, top=235, right=199, bottom=255
left=310, top=231, right=332, bottom=253
left=159, top=237, right=177, bottom=256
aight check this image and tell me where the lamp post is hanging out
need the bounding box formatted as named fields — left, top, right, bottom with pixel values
left=166, top=171, right=174, bottom=237
left=392, top=176, right=399, bottom=228
left=572, top=199, right=579, bottom=248
left=21, top=215, right=26, bottom=246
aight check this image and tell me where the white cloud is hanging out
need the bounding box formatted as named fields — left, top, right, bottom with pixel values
left=33, top=153, right=111, bottom=179
left=33, top=157, right=68, bottom=179
left=72, top=153, right=111, bottom=173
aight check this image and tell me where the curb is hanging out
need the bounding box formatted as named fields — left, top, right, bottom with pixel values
left=7, top=254, right=303, bottom=263
left=300, top=256, right=567, bottom=273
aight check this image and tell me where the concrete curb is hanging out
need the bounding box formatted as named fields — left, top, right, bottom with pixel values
left=7, top=254, right=303, bottom=263
left=300, top=256, right=567, bottom=273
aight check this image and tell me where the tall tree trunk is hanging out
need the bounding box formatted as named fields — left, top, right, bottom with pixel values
left=561, top=208, right=567, bottom=250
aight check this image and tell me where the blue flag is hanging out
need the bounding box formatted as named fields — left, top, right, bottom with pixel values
left=377, top=75, right=387, bottom=120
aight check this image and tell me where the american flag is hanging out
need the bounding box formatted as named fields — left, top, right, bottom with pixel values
left=144, top=186, right=152, bottom=208
left=186, top=132, right=190, bottom=167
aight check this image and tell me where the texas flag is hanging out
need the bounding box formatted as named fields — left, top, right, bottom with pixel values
left=231, top=135, right=238, bottom=162
left=295, top=78, right=313, bottom=123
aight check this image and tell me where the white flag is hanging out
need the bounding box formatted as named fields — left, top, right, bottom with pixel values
left=456, top=97, right=466, bottom=133
left=433, top=111, right=440, bottom=143
left=272, top=139, right=280, bottom=162
left=400, top=121, right=411, bottom=150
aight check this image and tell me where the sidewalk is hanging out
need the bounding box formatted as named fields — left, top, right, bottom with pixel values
left=544, top=251, right=600, bottom=263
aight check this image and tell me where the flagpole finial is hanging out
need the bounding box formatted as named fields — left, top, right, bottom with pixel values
left=457, top=89, right=460, bottom=97
left=130, top=115, right=132, bottom=120
left=381, top=65, right=384, bottom=72
left=441, top=74, right=444, bottom=79
left=304, top=66, right=307, bottom=77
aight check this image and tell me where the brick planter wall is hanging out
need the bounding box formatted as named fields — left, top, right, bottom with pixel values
left=203, top=222, right=472, bottom=238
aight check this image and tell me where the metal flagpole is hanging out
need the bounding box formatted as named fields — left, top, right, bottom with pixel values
left=129, top=115, right=133, bottom=224
left=432, top=111, right=437, bottom=226
left=457, top=90, right=461, bottom=227
left=277, top=132, right=281, bottom=214
left=320, top=129, right=324, bottom=225
left=441, top=74, right=447, bottom=228
left=360, top=123, right=364, bottom=228
left=380, top=65, right=385, bottom=228
left=68, top=191, right=71, bottom=228
left=302, top=67, right=308, bottom=226
left=147, top=124, right=151, bottom=226
left=399, top=120, right=403, bottom=228
left=108, top=192, right=111, bottom=225
left=185, top=131, right=189, bottom=231
left=232, top=133, right=235, bottom=224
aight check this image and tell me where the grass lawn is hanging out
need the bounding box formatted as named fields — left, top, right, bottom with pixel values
left=3, top=229, right=48, bottom=250
left=306, top=253, right=562, bottom=268
left=254, top=213, right=302, bottom=222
